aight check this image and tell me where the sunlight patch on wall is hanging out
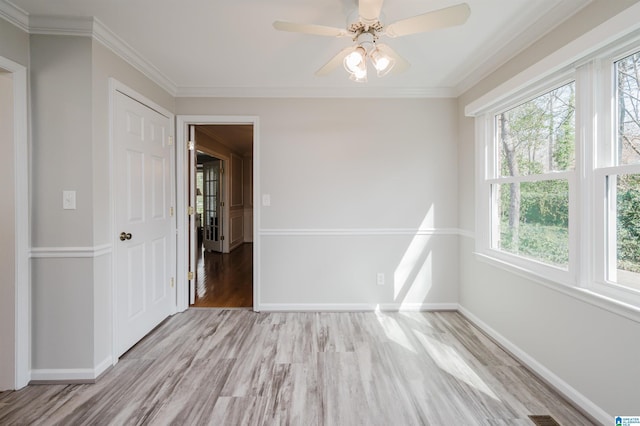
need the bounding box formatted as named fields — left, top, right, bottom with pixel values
left=394, top=237, right=433, bottom=304
left=393, top=210, right=435, bottom=306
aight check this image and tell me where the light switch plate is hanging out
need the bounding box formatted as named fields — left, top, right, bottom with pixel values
left=63, top=190, right=76, bottom=210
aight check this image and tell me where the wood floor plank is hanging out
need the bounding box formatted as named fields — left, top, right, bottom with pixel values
left=0, top=310, right=596, bottom=425
left=194, top=243, right=253, bottom=308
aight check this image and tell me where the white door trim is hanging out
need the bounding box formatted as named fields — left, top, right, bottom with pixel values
left=176, top=115, right=260, bottom=312
left=1, top=55, right=30, bottom=390
left=109, top=78, right=177, bottom=365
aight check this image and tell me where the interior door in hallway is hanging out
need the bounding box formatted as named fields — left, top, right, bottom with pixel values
left=203, top=159, right=223, bottom=253
left=114, top=91, right=174, bottom=358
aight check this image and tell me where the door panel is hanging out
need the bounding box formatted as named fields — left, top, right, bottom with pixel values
left=115, top=91, right=173, bottom=358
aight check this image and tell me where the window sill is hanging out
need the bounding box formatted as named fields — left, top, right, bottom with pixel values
left=474, top=251, right=640, bottom=324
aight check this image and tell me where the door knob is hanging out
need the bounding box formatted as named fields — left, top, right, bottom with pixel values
left=119, top=232, right=132, bottom=241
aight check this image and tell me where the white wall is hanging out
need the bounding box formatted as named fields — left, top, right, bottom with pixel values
left=458, top=0, right=640, bottom=419
left=177, top=97, right=459, bottom=309
left=0, top=17, right=29, bottom=66
left=30, top=34, right=95, bottom=372
left=0, top=70, right=16, bottom=390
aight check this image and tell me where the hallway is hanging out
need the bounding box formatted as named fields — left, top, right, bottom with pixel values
left=193, top=243, right=253, bottom=308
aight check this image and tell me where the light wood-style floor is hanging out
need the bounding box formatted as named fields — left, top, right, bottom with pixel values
left=0, top=310, right=594, bottom=425
left=193, top=243, right=253, bottom=308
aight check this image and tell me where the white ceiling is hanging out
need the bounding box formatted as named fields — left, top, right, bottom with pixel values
left=3, top=0, right=590, bottom=97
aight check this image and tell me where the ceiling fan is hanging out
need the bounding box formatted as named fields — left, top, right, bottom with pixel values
left=273, top=0, right=471, bottom=82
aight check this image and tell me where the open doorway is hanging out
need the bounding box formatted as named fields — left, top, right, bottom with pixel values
left=190, top=125, right=254, bottom=308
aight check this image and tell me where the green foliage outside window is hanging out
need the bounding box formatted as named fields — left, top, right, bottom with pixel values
left=496, top=82, right=574, bottom=266
left=617, top=174, right=640, bottom=273
left=498, top=180, right=569, bottom=266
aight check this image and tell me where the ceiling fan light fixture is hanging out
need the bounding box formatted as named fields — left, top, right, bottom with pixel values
left=344, top=46, right=368, bottom=82
left=349, top=66, right=368, bottom=83
left=343, top=45, right=367, bottom=74
left=370, top=46, right=395, bottom=76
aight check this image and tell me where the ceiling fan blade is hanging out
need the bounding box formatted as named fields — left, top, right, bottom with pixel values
left=315, top=46, right=354, bottom=76
left=359, top=0, right=384, bottom=22
left=376, top=44, right=410, bottom=74
left=273, top=21, right=349, bottom=37
left=384, top=3, right=470, bottom=38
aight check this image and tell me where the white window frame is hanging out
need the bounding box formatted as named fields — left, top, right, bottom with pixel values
left=476, top=74, right=578, bottom=287
left=592, top=42, right=640, bottom=306
left=470, top=13, right=640, bottom=312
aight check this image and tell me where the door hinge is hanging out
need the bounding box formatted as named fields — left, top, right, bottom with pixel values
left=168, top=136, right=174, bottom=146
left=170, top=207, right=174, bottom=217
left=170, top=277, right=175, bottom=288
left=221, top=236, right=225, bottom=241
left=188, top=206, right=194, bottom=215
left=220, top=168, right=224, bottom=174
left=221, top=201, right=225, bottom=207
left=187, top=271, right=194, bottom=280
left=187, top=140, right=195, bottom=151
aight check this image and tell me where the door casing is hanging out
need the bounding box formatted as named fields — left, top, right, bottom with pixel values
left=176, top=116, right=260, bottom=312
left=0, top=55, right=29, bottom=390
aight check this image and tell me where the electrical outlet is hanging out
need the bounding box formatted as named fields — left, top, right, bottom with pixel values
left=377, top=272, right=385, bottom=286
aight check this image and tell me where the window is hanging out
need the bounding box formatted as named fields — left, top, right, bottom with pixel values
left=604, top=50, right=640, bottom=294
left=471, top=24, right=640, bottom=311
left=486, top=82, right=575, bottom=273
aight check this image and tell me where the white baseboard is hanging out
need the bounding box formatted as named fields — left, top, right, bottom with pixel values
left=31, top=368, right=96, bottom=383
left=258, top=303, right=458, bottom=312
left=30, top=356, right=113, bottom=384
left=457, top=305, right=610, bottom=425
left=94, top=356, right=113, bottom=378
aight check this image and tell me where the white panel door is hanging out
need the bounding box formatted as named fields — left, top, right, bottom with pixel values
left=114, top=91, right=174, bottom=358
left=203, top=160, right=223, bottom=253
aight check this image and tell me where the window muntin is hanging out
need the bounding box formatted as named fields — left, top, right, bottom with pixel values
left=490, top=81, right=575, bottom=268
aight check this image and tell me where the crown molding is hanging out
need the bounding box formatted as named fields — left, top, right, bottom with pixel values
left=28, top=14, right=93, bottom=36
left=452, top=0, right=593, bottom=97
left=0, top=0, right=28, bottom=31
left=175, top=85, right=456, bottom=99
left=0, top=3, right=178, bottom=96
left=91, top=18, right=177, bottom=95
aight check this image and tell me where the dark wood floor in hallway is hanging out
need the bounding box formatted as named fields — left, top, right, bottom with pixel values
left=194, top=242, right=253, bottom=308
left=0, top=310, right=594, bottom=425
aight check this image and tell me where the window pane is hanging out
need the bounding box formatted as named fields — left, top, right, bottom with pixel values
left=196, top=170, right=204, bottom=215
left=494, top=180, right=569, bottom=266
left=616, top=51, right=640, bottom=165
left=610, top=173, right=640, bottom=291
left=496, top=82, right=575, bottom=177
